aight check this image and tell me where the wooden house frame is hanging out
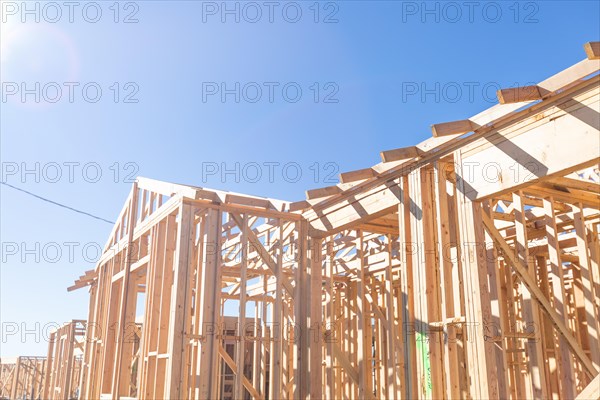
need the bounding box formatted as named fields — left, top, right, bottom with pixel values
left=0, top=356, right=46, bottom=399
left=42, top=320, right=86, bottom=400
left=58, top=41, right=600, bottom=399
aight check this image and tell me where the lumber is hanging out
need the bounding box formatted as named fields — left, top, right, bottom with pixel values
left=576, top=373, right=600, bottom=399
left=543, top=197, right=578, bottom=399
left=497, top=85, right=543, bottom=104
left=431, top=119, right=475, bottom=137
left=584, top=41, right=600, bottom=60
left=380, top=146, right=423, bottom=162
left=306, top=185, right=343, bottom=200
left=33, top=42, right=599, bottom=400
left=339, top=167, right=376, bottom=183
left=303, top=54, right=599, bottom=236
left=481, top=211, right=598, bottom=378
left=289, top=200, right=310, bottom=212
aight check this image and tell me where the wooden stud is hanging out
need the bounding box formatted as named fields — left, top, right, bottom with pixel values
left=482, top=211, right=598, bottom=378
left=48, top=46, right=600, bottom=400
left=543, top=197, right=577, bottom=399
left=512, top=191, right=548, bottom=399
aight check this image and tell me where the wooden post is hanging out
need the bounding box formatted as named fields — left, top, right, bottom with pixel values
left=111, top=183, right=139, bottom=398
left=455, top=152, right=498, bottom=399
left=512, top=191, right=548, bottom=399
left=573, top=203, right=600, bottom=372
left=164, top=202, right=193, bottom=399
left=294, top=219, right=309, bottom=399
left=234, top=214, right=249, bottom=400
left=399, top=175, right=418, bottom=399
left=310, top=236, right=323, bottom=399
left=434, top=161, right=461, bottom=400
left=198, top=207, right=223, bottom=399
left=543, top=197, right=577, bottom=398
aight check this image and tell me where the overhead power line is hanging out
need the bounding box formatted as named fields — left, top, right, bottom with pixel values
left=1, top=181, right=114, bottom=224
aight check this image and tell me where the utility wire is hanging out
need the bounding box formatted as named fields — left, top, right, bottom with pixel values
left=0, top=181, right=114, bottom=224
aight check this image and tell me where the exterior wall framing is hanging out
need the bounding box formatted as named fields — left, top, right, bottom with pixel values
left=43, top=320, right=86, bottom=400
left=6, top=42, right=600, bottom=399
left=0, top=356, right=46, bottom=399
left=71, top=43, right=600, bottom=400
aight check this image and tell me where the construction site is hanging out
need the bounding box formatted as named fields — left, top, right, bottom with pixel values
left=1, top=42, right=600, bottom=399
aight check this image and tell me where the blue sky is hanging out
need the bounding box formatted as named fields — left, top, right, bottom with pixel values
left=1, top=0, right=599, bottom=357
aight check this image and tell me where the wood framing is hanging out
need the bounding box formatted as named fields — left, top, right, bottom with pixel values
left=43, top=320, right=86, bottom=400
left=0, top=356, right=46, bottom=399
left=8, top=42, right=600, bottom=399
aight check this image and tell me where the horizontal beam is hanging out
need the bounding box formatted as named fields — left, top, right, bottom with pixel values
left=525, top=184, right=600, bottom=209
left=137, top=176, right=198, bottom=199
left=289, top=200, right=310, bottom=212
left=549, top=176, right=600, bottom=193
left=225, top=193, right=272, bottom=209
